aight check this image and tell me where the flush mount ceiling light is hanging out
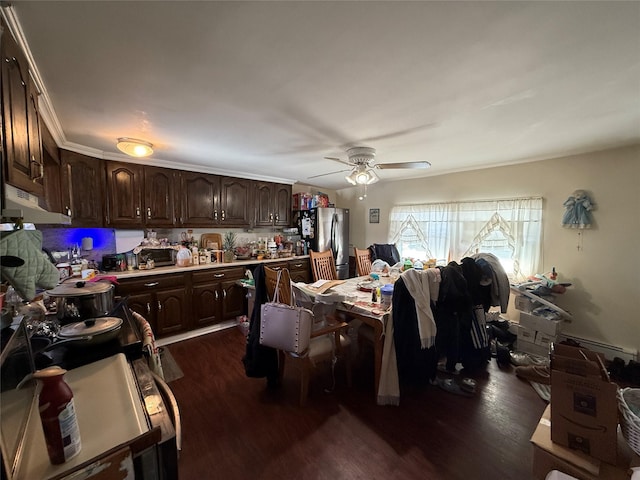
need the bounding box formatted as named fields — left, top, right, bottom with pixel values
left=116, top=138, right=154, bottom=157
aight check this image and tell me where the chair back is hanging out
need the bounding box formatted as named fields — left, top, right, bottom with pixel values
left=354, top=247, right=372, bottom=276
left=264, top=266, right=292, bottom=305
left=309, top=249, right=338, bottom=282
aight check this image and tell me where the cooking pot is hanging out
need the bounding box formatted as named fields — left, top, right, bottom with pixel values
left=46, top=281, right=114, bottom=323
left=33, top=317, right=123, bottom=353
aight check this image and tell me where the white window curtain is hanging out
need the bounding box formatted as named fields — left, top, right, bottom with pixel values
left=388, top=197, right=543, bottom=281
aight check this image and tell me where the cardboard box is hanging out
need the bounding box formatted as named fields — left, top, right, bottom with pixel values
left=531, top=405, right=639, bottom=480
left=535, top=331, right=558, bottom=348
left=550, top=344, right=619, bottom=464
left=517, top=338, right=550, bottom=357
left=515, top=294, right=537, bottom=313
left=518, top=324, right=537, bottom=343
left=520, top=311, right=563, bottom=336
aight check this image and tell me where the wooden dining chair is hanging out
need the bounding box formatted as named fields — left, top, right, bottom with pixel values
left=309, top=249, right=338, bottom=282
left=354, top=247, right=372, bottom=277
left=264, top=265, right=351, bottom=405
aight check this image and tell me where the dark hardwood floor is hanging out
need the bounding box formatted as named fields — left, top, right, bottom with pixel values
left=167, top=327, right=548, bottom=480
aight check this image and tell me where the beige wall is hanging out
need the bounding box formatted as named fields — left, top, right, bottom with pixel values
left=337, top=145, right=640, bottom=355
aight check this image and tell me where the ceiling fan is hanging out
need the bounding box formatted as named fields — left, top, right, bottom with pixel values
left=308, top=146, right=431, bottom=185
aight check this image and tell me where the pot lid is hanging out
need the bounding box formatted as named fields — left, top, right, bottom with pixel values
left=46, top=281, right=113, bottom=297
left=59, top=317, right=123, bottom=338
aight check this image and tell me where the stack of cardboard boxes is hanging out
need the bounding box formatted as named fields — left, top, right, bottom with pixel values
left=530, top=343, right=640, bottom=479
left=514, top=293, right=564, bottom=357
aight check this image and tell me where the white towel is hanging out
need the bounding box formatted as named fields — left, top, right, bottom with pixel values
left=131, top=310, right=165, bottom=380
left=400, top=268, right=437, bottom=349
left=377, top=310, right=400, bottom=406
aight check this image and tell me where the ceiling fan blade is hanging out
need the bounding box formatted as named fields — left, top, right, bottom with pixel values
left=376, top=161, right=431, bottom=170
left=324, top=156, right=352, bottom=166
left=308, top=168, right=351, bottom=180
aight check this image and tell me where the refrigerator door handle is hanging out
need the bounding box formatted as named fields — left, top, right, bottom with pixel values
left=330, top=212, right=337, bottom=260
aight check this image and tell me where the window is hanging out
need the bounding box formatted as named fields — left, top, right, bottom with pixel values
left=388, top=197, right=543, bottom=281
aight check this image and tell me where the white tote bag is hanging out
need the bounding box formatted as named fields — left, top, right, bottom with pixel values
left=260, top=270, right=313, bottom=354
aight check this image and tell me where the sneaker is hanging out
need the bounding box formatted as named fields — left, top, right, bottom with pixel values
left=515, top=365, right=551, bottom=385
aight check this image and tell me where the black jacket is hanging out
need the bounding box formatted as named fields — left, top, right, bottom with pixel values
left=242, top=264, right=279, bottom=382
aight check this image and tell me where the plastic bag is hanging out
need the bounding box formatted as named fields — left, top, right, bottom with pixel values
left=371, top=259, right=390, bottom=274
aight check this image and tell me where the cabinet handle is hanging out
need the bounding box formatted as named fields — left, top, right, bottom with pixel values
left=65, top=207, right=72, bottom=217
left=221, top=210, right=226, bottom=221
left=136, top=207, right=141, bottom=217
left=213, top=210, right=218, bottom=221
left=275, top=214, right=279, bottom=222
left=147, top=207, right=152, bottom=219
left=293, top=263, right=303, bottom=268
left=146, top=303, right=151, bottom=314
left=269, top=213, right=273, bottom=222
left=214, top=273, right=225, bottom=278
left=157, top=301, right=162, bottom=312
left=223, top=289, right=227, bottom=299
left=215, top=291, right=219, bottom=301
left=30, top=156, right=44, bottom=180
left=144, top=282, right=159, bottom=287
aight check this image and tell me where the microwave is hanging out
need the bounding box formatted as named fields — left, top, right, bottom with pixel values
left=136, top=248, right=177, bottom=267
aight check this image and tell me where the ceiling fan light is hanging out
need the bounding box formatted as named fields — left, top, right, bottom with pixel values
left=117, top=137, right=154, bottom=157
left=345, top=171, right=358, bottom=185
left=355, top=171, right=370, bottom=185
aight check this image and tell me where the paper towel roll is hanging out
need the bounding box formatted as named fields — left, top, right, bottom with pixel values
left=81, top=237, right=93, bottom=251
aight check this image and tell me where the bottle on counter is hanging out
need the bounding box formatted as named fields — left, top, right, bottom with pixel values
left=33, top=366, right=82, bottom=465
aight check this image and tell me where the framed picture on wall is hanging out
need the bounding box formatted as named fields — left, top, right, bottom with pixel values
left=369, top=208, right=380, bottom=224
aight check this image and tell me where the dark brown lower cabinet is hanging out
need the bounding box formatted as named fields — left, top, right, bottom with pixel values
left=191, top=267, right=245, bottom=328
left=116, top=259, right=308, bottom=338
left=116, top=273, right=189, bottom=338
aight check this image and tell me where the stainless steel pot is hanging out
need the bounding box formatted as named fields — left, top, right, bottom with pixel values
left=46, top=281, right=114, bottom=323
left=33, top=317, right=123, bottom=352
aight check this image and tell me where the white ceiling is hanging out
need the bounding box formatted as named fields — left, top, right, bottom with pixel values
left=5, top=1, right=640, bottom=190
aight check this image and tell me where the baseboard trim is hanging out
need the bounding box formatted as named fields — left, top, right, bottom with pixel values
left=558, top=334, right=638, bottom=363
left=156, top=320, right=237, bottom=347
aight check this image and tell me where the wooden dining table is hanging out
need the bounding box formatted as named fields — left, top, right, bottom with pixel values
left=294, top=275, right=392, bottom=396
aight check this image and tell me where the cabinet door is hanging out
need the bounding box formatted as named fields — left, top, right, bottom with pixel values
left=1, top=31, right=43, bottom=195
left=61, top=150, right=105, bottom=227
left=220, top=278, right=245, bottom=321
left=26, top=79, right=44, bottom=192
left=273, top=183, right=292, bottom=227
left=180, top=171, right=219, bottom=226
left=125, top=292, right=156, bottom=333
left=105, top=161, right=143, bottom=227
left=42, top=123, right=63, bottom=213
left=156, top=287, right=188, bottom=336
left=192, top=281, right=221, bottom=327
left=253, top=181, right=274, bottom=227
left=219, top=177, right=251, bottom=227
left=144, top=166, right=177, bottom=227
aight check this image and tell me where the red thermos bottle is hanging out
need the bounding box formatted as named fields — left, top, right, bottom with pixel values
left=33, top=367, right=82, bottom=464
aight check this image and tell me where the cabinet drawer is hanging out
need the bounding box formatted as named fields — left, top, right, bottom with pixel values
left=192, top=267, right=244, bottom=284
left=288, top=259, right=309, bottom=272
left=116, top=273, right=186, bottom=294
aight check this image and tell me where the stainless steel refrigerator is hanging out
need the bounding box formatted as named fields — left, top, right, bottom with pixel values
left=297, top=207, right=350, bottom=279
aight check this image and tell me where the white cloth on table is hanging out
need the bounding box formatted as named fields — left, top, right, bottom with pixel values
left=377, top=309, right=400, bottom=406
left=131, top=310, right=164, bottom=380
left=400, top=268, right=437, bottom=349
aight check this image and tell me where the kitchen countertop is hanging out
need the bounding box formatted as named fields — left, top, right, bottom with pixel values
left=107, top=254, right=310, bottom=279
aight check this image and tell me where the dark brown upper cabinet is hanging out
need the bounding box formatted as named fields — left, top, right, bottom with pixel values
left=254, top=181, right=292, bottom=227
left=105, top=162, right=177, bottom=228
left=60, top=150, right=105, bottom=227
left=1, top=24, right=44, bottom=196
left=179, top=172, right=251, bottom=227
left=179, top=171, right=219, bottom=226
left=219, top=177, right=251, bottom=227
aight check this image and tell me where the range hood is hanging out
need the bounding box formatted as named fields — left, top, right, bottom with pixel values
left=2, top=184, right=71, bottom=225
